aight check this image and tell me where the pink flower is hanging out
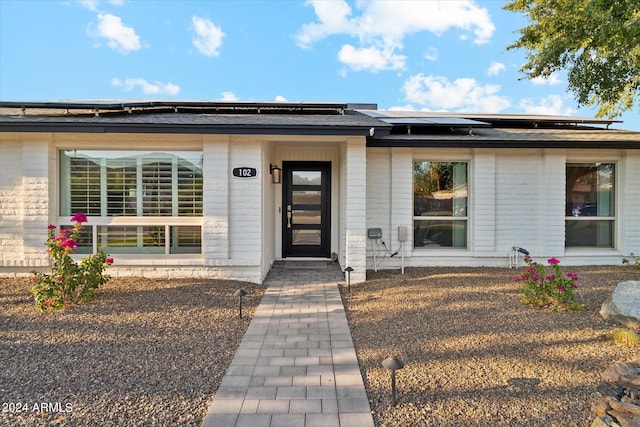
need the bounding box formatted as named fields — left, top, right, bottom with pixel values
left=557, top=286, right=565, bottom=292
left=566, top=272, right=579, bottom=281
left=548, top=258, right=560, bottom=265
left=570, top=284, right=578, bottom=289
left=48, top=224, right=56, bottom=230
left=546, top=275, right=556, bottom=281
left=60, top=238, right=78, bottom=250
left=70, top=212, right=87, bottom=223
left=105, top=257, right=114, bottom=265
left=60, top=229, right=72, bottom=235
left=43, top=300, right=53, bottom=306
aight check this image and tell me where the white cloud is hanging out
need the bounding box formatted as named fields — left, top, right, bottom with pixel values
left=89, top=13, right=141, bottom=53
left=388, top=104, right=418, bottom=111
left=79, top=0, right=100, bottom=11
left=220, top=91, right=238, bottom=101
left=423, top=47, right=438, bottom=62
left=191, top=16, right=224, bottom=57
left=402, top=74, right=511, bottom=112
left=296, top=0, right=355, bottom=49
left=111, top=78, right=180, bottom=95
left=519, top=95, right=574, bottom=115
left=79, top=0, right=124, bottom=11
left=487, top=61, right=505, bottom=76
left=296, top=0, right=495, bottom=72
left=337, top=44, right=406, bottom=72
left=275, top=96, right=288, bottom=102
left=531, top=72, right=563, bottom=86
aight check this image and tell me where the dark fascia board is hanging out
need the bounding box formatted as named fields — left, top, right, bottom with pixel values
left=367, top=138, right=640, bottom=149
left=0, top=121, right=378, bottom=136
left=0, top=100, right=350, bottom=111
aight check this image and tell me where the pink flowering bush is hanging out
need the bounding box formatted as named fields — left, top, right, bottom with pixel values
left=31, top=213, right=113, bottom=311
left=516, top=256, right=580, bottom=312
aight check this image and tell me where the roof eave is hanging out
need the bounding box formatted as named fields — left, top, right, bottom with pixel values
left=0, top=121, right=377, bottom=136
left=366, top=138, right=640, bottom=149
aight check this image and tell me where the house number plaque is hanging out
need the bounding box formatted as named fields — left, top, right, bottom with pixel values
left=232, top=167, right=257, bottom=178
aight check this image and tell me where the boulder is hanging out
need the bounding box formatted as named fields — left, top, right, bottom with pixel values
left=600, top=281, right=640, bottom=329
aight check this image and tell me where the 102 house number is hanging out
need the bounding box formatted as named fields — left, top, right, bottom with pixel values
left=232, top=167, right=257, bottom=178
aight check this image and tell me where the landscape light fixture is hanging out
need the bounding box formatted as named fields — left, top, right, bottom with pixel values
left=270, top=163, right=282, bottom=184
left=345, top=266, right=354, bottom=294
left=234, top=289, right=247, bottom=319
left=382, top=356, right=405, bottom=406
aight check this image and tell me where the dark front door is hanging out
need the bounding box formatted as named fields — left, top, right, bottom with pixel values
left=282, top=162, right=331, bottom=258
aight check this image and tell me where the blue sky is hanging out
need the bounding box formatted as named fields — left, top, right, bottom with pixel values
left=1, top=0, right=638, bottom=131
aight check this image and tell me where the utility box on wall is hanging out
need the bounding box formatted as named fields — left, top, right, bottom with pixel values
left=398, top=226, right=407, bottom=242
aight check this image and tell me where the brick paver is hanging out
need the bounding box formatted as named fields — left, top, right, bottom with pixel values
left=202, top=261, right=374, bottom=427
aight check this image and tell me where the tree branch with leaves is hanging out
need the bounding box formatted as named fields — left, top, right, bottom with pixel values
left=505, top=0, right=640, bottom=118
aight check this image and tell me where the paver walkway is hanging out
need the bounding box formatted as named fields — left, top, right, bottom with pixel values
left=202, top=261, right=374, bottom=427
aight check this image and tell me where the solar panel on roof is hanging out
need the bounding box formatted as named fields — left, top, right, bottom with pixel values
left=378, top=117, right=491, bottom=127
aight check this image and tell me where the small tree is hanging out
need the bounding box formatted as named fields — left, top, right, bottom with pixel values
left=31, top=213, right=113, bottom=311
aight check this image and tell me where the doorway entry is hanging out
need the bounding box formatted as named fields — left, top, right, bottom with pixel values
left=282, top=161, right=331, bottom=258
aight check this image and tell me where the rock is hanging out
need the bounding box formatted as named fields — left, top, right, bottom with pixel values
left=607, top=409, right=640, bottom=427
left=592, top=415, right=616, bottom=427
left=600, top=281, right=640, bottom=329
left=599, top=380, right=626, bottom=400
left=593, top=397, right=612, bottom=417
left=609, top=399, right=640, bottom=417
left=603, top=363, right=640, bottom=384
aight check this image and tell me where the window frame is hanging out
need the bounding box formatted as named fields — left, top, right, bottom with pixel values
left=412, top=160, right=470, bottom=250
left=565, top=161, right=617, bottom=249
left=57, top=150, right=204, bottom=256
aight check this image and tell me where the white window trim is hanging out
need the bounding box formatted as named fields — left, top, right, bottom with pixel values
left=412, top=159, right=471, bottom=251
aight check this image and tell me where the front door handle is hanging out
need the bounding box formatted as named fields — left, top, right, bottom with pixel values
left=287, top=205, right=292, bottom=229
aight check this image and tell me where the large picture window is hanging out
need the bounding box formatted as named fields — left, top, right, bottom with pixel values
left=566, top=163, right=615, bottom=248
left=413, top=161, right=468, bottom=248
left=60, top=150, right=203, bottom=254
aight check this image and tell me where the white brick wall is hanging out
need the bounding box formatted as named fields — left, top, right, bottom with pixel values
left=203, top=135, right=230, bottom=260
left=2, top=132, right=639, bottom=280
left=228, top=137, right=262, bottom=265
left=494, top=150, right=545, bottom=257
left=472, top=150, right=496, bottom=255
left=0, top=138, right=50, bottom=268
left=364, top=147, right=639, bottom=270
left=540, top=150, right=566, bottom=256
left=620, top=150, right=640, bottom=255
left=390, top=149, right=413, bottom=257
left=343, top=137, right=367, bottom=282
left=366, top=149, right=390, bottom=259
left=0, top=139, right=25, bottom=263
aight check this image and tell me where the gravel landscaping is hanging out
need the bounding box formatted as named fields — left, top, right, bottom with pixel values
left=342, top=265, right=639, bottom=427
left=2, top=265, right=638, bottom=427
left=0, top=276, right=265, bottom=427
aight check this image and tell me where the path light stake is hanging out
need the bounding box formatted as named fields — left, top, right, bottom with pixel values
left=382, top=356, right=405, bottom=406
left=345, top=266, right=353, bottom=294
left=234, top=289, right=247, bottom=319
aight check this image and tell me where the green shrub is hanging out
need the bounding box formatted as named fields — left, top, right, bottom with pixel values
left=516, top=256, right=581, bottom=312
left=610, top=328, right=640, bottom=347
left=31, top=213, right=113, bottom=311
left=622, top=252, right=640, bottom=270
